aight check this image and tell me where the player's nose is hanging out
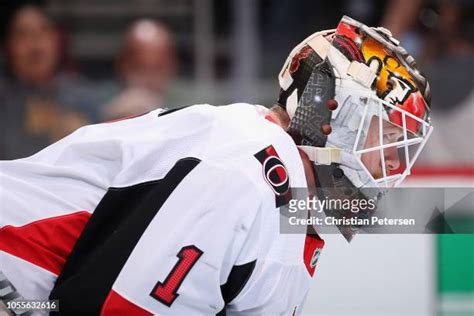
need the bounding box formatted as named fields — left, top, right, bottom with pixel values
left=385, top=147, right=401, bottom=171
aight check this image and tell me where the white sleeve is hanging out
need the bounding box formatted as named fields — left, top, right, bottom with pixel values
left=222, top=192, right=314, bottom=316
left=0, top=113, right=162, bottom=300
left=2, top=110, right=168, bottom=217
left=225, top=260, right=312, bottom=316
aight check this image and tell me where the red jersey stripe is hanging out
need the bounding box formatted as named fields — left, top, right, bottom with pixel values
left=0, top=211, right=91, bottom=275
left=101, top=290, right=153, bottom=316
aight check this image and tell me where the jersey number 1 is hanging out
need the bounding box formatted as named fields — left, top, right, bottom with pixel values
left=150, top=245, right=203, bottom=306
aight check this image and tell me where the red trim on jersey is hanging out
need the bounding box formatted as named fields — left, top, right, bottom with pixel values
left=0, top=211, right=91, bottom=275
left=303, top=234, right=325, bottom=277
left=101, top=290, right=153, bottom=316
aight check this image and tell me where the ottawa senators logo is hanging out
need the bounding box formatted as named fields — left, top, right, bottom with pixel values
left=262, top=155, right=289, bottom=196
left=254, top=145, right=291, bottom=207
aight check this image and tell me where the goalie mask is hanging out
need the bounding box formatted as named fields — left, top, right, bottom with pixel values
left=277, top=16, right=433, bottom=240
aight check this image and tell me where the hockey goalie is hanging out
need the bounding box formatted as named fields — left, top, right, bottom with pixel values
left=0, top=16, right=432, bottom=315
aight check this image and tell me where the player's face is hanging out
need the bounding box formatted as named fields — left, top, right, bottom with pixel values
left=361, top=117, right=403, bottom=179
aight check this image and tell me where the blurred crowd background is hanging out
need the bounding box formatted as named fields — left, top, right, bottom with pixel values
left=0, top=0, right=472, bottom=164
left=0, top=1, right=472, bottom=315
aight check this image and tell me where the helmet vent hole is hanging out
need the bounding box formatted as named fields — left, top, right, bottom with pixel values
left=333, top=168, right=344, bottom=179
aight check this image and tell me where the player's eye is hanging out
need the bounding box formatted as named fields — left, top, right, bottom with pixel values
left=383, top=132, right=400, bottom=144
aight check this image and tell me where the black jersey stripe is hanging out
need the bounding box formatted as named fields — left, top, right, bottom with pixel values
left=157, top=105, right=191, bottom=117
left=49, top=157, right=201, bottom=315
left=216, top=260, right=256, bottom=316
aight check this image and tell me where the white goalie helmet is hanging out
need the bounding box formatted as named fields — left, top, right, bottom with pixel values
left=277, top=16, right=433, bottom=191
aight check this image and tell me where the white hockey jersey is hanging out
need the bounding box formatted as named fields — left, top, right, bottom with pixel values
left=0, top=103, right=324, bottom=315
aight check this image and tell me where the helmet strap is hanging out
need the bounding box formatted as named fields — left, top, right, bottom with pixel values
left=298, top=146, right=341, bottom=165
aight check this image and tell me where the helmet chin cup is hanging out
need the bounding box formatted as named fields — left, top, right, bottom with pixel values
left=312, top=163, right=382, bottom=242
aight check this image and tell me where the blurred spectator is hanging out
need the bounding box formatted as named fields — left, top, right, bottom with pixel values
left=381, top=0, right=423, bottom=38
left=0, top=4, right=102, bottom=159
left=417, top=0, right=474, bottom=165
left=102, top=19, right=177, bottom=120
left=381, top=0, right=424, bottom=57
left=379, top=0, right=473, bottom=166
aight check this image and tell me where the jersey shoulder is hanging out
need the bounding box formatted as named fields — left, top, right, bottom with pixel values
left=202, top=103, right=308, bottom=205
